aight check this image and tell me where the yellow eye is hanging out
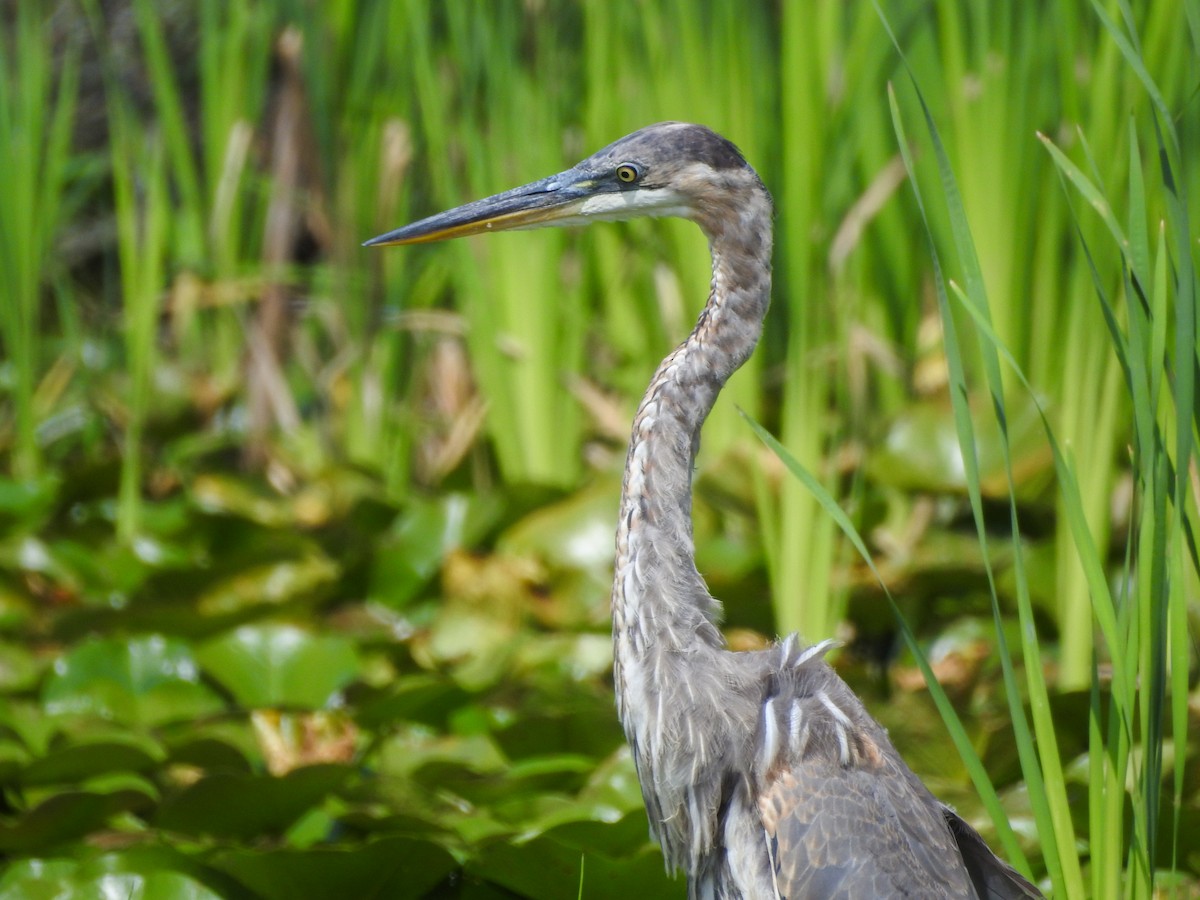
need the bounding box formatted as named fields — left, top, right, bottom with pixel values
left=616, top=164, right=639, bottom=184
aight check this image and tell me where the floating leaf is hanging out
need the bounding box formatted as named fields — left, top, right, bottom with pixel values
left=0, top=473, right=59, bottom=529
left=499, top=479, right=619, bottom=574
left=376, top=731, right=508, bottom=783
left=577, top=746, right=647, bottom=814
left=191, top=474, right=296, bottom=527
left=518, top=808, right=658, bottom=860
left=867, top=397, right=1051, bottom=498
left=49, top=531, right=197, bottom=605
left=191, top=470, right=382, bottom=531
left=490, top=691, right=622, bottom=762
left=0, top=641, right=37, bottom=691
left=41, top=635, right=224, bottom=727
left=0, top=739, right=29, bottom=784
left=76, top=770, right=160, bottom=801
left=197, top=624, right=359, bottom=709
left=414, top=606, right=520, bottom=691
left=0, top=700, right=60, bottom=758
left=0, top=536, right=68, bottom=582
left=513, top=633, right=612, bottom=684
left=0, top=789, right=153, bottom=853
left=0, top=579, right=32, bottom=628
left=195, top=552, right=339, bottom=616
left=0, top=857, right=78, bottom=900
left=209, top=835, right=456, bottom=900
left=154, top=764, right=352, bottom=840
left=19, top=736, right=162, bottom=787
left=496, top=481, right=620, bottom=629
left=353, top=674, right=473, bottom=731
left=164, top=734, right=254, bottom=775
left=368, top=492, right=502, bottom=609
left=470, top=832, right=675, bottom=900
left=0, top=849, right=233, bottom=900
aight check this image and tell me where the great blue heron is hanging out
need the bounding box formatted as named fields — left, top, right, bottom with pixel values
left=367, top=123, right=1041, bottom=899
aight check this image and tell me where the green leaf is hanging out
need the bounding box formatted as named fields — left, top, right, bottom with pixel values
left=353, top=673, right=473, bottom=730
left=197, top=624, right=360, bottom=709
left=163, top=735, right=254, bottom=774
left=209, top=836, right=456, bottom=900
left=0, top=858, right=78, bottom=900
left=368, top=492, right=501, bottom=609
left=416, top=606, right=521, bottom=691
left=0, top=579, right=33, bottom=629
left=41, top=635, right=224, bottom=727
left=880, top=41, right=1063, bottom=886
left=499, top=479, right=620, bottom=574
left=867, top=398, right=1051, bottom=497
left=376, top=731, right=508, bottom=784
left=154, top=764, right=352, bottom=840
left=0, top=640, right=38, bottom=691
left=19, top=736, right=162, bottom=786
left=195, top=553, right=339, bottom=616
left=0, top=849, right=237, bottom=900
left=0, top=474, right=59, bottom=531
left=471, top=835, right=676, bottom=900
left=0, top=789, right=152, bottom=853
left=190, top=474, right=295, bottom=527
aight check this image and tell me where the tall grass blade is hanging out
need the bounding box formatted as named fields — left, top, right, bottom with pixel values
left=109, top=99, right=170, bottom=542
left=883, top=77, right=1064, bottom=890
left=0, top=7, right=79, bottom=479
left=129, top=0, right=205, bottom=267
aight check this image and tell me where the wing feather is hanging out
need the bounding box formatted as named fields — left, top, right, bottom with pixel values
left=751, top=650, right=1040, bottom=899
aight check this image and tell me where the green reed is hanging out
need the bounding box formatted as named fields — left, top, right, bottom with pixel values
left=0, top=7, right=79, bottom=480
left=126, top=0, right=274, bottom=387
left=109, top=102, right=169, bottom=542
left=885, top=0, right=1198, bottom=893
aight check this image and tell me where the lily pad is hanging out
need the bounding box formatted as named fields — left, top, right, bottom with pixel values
left=376, top=731, right=509, bottom=783
left=154, top=763, right=352, bottom=840
left=499, top=478, right=619, bottom=574
left=164, top=735, right=254, bottom=774
left=0, top=640, right=38, bottom=691
left=190, top=474, right=297, bottom=528
left=470, top=832, right=679, bottom=900
left=49, top=532, right=196, bottom=604
left=0, top=738, right=29, bottom=783
left=0, top=578, right=33, bottom=629
left=368, top=492, right=502, bottom=610
left=0, top=473, right=60, bottom=529
left=414, top=606, right=521, bottom=691
left=868, top=396, right=1052, bottom=499
left=0, top=788, right=153, bottom=853
left=195, top=552, right=339, bottom=616
left=19, top=736, right=162, bottom=786
left=353, top=673, right=473, bottom=731
left=495, top=480, right=622, bottom=629
left=209, top=835, right=456, bottom=900
left=0, top=849, right=237, bottom=900
left=197, top=624, right=360, bottom=709
left=41, top=635, right=225, bottom=727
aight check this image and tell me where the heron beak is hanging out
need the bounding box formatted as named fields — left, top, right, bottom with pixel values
left=363, top=169, right=598, bottom=247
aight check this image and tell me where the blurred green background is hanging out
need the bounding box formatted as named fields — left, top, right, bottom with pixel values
left=0, top=1, right=1197, bottom=896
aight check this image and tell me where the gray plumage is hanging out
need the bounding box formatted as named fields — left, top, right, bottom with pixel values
left=367, top=122, right=1042, bottom=900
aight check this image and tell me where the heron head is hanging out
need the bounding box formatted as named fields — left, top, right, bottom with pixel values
left=363, top=122, right=768, bottom=247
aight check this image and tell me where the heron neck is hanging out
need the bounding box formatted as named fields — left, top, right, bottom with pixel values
left=612, top=200, right=773, bottom=660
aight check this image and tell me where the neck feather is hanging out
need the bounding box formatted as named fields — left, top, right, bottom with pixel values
left=612, top=189, right=773, bottom=675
